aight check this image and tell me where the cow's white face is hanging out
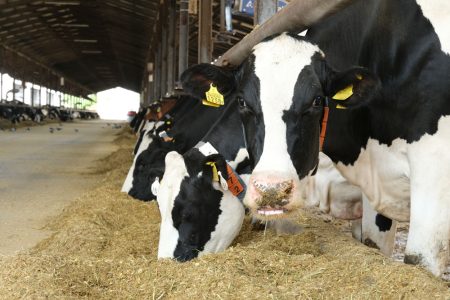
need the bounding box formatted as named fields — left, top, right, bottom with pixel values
left=241, top=34, right=324, bottom=219
left=157, top=151, right=244, bottom=261
left=181, top=33, right=379, bottom=221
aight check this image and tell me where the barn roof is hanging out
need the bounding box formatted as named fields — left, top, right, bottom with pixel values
left=0, top=0, right=253, bottom=97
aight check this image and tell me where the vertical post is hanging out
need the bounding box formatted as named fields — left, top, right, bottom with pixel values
left=12, top=78, right=16, bottom=101
left=161, top=24, right=168, bottom=97
left=198, top=0, right=213, bottom=63
left=0, top=73, right=3, bottom=100
left=167, top=0, right=176, bottom=96
left=254, top=0, right=278, bottom=25
left=220, top=0, right=225, bottom=31
left=39, top=84, right=42, bottom=107
left=22, top=80, right=26, bottom=103
left=31, top=83, right=35, bottom=107
left=178, top=0, right=189, bottom=81
left=154, top=45, right=162, bottom=100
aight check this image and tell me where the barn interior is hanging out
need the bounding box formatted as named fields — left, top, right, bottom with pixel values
left=0, top=0, right=255, bottom=104
left=0, top=0, right=449, bottom=298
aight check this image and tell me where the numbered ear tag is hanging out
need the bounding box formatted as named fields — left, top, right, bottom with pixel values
left=332, top=85, right=353, bottom=101
left=225, top=164, right=246, bottom=200
left=202, top=83, right=224, bottom=107
left=202, top=100, right=221, bottom=108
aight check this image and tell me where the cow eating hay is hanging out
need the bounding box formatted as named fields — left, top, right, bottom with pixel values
left=0, top=129, right=448, bottom=298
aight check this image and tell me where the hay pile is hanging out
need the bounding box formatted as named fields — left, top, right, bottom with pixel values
left=0, top=129, right=449, bottom=299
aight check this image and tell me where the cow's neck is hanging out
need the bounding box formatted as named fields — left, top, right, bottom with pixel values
left=317, top=0, right=450, bottom=164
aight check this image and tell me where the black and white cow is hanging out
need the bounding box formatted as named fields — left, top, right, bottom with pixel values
left=181, top=1, right=450, bottom=276
left=123, top=96, right=236, bottom=201
left=157, top=98, right=250, bottom=261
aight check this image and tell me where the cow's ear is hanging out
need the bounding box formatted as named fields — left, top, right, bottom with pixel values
left=181, top=64, right=239, bottom=100
left=326, top=67, right=380, bottom=109
left=202, top=154, right=229, bottom=184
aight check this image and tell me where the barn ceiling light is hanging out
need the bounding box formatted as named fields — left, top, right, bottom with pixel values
left=81, top=50, right=102, bottom=54
left=74, top=39, right=97, bottom=43
left=60, top=23, right=89, bottom=28
left=44, top=1, right=80, bottom=5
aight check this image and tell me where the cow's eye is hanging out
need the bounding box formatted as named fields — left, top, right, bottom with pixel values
left=237, top=96, right=247, bottom=108
left=312, top=96, right=324, bottom=107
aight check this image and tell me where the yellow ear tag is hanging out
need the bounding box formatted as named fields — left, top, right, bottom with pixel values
left=206, top=162, right=219, bottom=182
left=202, top=83, right=224, bottom=107
left=336, top=104, right=347, bottom=109
left=332, top=84, right=353, bottom=101
left=202, top=100, right=221, bottom=108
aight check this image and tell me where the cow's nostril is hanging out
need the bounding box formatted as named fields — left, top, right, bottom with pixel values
left=253, top=179, right=294, bottom=207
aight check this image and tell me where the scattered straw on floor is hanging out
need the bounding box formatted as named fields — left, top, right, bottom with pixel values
left=0, top=128, right=449, bottom=299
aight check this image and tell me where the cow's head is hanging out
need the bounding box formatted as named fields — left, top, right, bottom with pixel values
left=157, top=151, right=244, bottom=261
left=182, top=33, right=379, bottom=220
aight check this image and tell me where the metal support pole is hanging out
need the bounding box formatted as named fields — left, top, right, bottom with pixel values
left=0, top=73, right=3, bottom=100
left=255, top=0, right=277, bottom=25
left=167, top=0, right=176, bottom=96
left=198, top=0, right=213, bottom=63
left=39, top=85, right=41, bottom=107
left=178, top=0, right=189, bottom=82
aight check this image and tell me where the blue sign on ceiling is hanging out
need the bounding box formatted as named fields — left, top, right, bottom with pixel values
left=239, top=0, right=288, bottom=17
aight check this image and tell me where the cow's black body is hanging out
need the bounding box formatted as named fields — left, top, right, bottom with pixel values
left=307, top=0, right=450, bottom=165
left=128, top=96, right=235, bottom=201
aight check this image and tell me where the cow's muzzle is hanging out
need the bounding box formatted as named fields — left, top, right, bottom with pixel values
left=245, top=172, right=303, bottom=219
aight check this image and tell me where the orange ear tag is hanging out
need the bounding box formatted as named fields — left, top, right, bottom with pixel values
left=225, top=164, right=246, bottom=200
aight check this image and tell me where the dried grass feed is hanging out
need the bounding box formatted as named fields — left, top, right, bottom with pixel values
left=0, top=128, right=449, bottom=299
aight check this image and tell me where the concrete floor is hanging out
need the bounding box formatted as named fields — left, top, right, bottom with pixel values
left=0, top=120, right=121, bottom=255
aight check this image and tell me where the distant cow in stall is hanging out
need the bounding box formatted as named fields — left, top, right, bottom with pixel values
left=180, top=0, right=450, bottom=276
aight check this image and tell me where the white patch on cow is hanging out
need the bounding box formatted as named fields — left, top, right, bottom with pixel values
left=151, top=177, right=160, bottom=196
left=199, top=190, right=245, bottom=256
left=361, top=194, right=397, bottom=256
left=337, top=115, right=450, bottom=275
left=335, top=137, right=411, bottom=221
left=405, top=115, right=450, bottom=275
left=417, top=0, right=450, bottom=55
left=121, top=120, right=165, bottom=193
left=306, top=153, right=362, bottom=220
left=157, top=151, right=188, bottom=259
left=252, top=33, right=322, bottom=176
left=121, top=121, right=155, bottom=193
left=227, top=148, right=249, bottom=170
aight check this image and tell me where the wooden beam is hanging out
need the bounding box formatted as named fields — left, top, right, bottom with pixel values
left=198, top=0, right=212, bottom=63
left=254, top=0, right=277, bottom=25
